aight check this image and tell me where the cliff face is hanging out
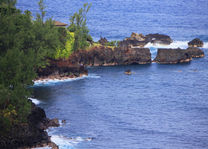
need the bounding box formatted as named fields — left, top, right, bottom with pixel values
left=0, top=101, right=58, bottom=149
left=153, top=47, right=205, bottom=64
left=37, top=59, right=88, bottom=80
left=153, top=48, right=192, bottom=64
left=69, top=46, right=151, bottom=66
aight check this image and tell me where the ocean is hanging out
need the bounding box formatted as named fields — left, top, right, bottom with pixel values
left=17, top=0, right=208, bottom=149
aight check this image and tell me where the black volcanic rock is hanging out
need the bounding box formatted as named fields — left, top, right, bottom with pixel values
left=119, top=33, right=148, bottom=49
left=69, top=46, right=151, bottom=66
left=153, top=48, right=192, bottom=64
left=119, top=33, right=173, bottom=49
left=113, top=47, right=151, bottom=65
left=186, top=47, right=205, bottom=58
left=37, top=59, right=88, bottom=79
left=188, top=38, right=204, bottom=47
left=145, top=33, right=173, bottom=45
left=119, top=39, right=148, bottom=50
left=0, top=102, right=59, bottom=149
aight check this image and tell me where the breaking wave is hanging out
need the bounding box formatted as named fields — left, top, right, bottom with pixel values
left=145, top=41, right=208, bottom=59
left=29, top=98, right=41, bottom=105
left=50, top=135, right=92, bottom=149
left=34, top=74, right=100, bottom=86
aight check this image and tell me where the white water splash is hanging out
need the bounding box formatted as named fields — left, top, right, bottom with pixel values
left=145, top=41, right=189, bottom=49
left=29, top=98, right=41, bottom=105
left=50, top=135, right=92, bottom=149
left=145, top=41, right=208, bottom=49
left=203, top=42, right=208, bottom=49
left=34, top=74, right=101, bottom=86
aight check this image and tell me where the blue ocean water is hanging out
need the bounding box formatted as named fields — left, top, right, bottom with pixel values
left=16, top=0, right=208, bottom=149
left=17, top=0, right=208, bottom=41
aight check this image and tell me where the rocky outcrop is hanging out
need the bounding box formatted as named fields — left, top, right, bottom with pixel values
left=119, top=33, right=173, bottom=49
left=119, top=33, right=148, bottom=49
left=188, top=38, right=204, bottom=47
left=186, top=47, right=205, bottom=58
left=98, top=37, right=108, bottom=45
left=69, top=46, right=151, bottom=66
left=145, top=33, right=173, bottom=45
left=119, top=39, right=148, bottom=49
left=153, top=48, right=192, bottom=64
left=37, top=59, right=88, bottom=80
left=0, top=101, right=59, bottom=149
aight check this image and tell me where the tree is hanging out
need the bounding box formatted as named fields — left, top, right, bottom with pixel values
left=0, top=3, right=35, bottom=132
left=68, top=3, right=92, bottom=51
left=37, top=0, right=46, bottom=25
left=0, top=0, right=65, bottom=133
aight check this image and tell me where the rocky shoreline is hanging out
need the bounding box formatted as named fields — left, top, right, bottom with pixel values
left=5, top=33, right=204, bottom=149
left=0, top=100, right=60, bottom=149
left=35, top=33, right=205, bottom=82
left=36, top=58, right=88, bottom=82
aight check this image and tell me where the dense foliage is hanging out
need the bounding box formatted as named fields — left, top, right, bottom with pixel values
left=0, top=0, right=93, bottom=134
left=68, top=3, right=92, bottom=51
left=0, top=0, right=64, bottom=133
left=54, top=30, right=74, bottom=59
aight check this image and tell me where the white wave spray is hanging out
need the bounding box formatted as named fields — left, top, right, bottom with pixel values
left=29, top=97, right=41, bottom=105
left=34, top=74, right=100, bottom=86
left=145, top=41, right=208, bottom=59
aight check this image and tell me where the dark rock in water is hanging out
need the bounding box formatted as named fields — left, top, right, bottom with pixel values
left=98, top=37, right=108, bottom=45
left=62, top=119, right=66, bottom=124
left=145, top=33, right=173, bottom=45
left=153, top=48, right=192, bottom=64
left=186, top=47, right=205, bottom=58
left=119, top=33, right=173, bottom=49
left=0, top=101, right=59, bottom=149
left=37, top=59, right=88, bottom=79
left=125, top=69, right=131, bottom=75
left=47, top=118, right=60, bottom=127
left=119, top=39, right=148, bottom=49
left=119, top=32, right=148, bottom=49
left=69, top=46, right=151, bottom=66
left=113, top=47, right=151, bottom=65
left=128, top=32, right=146, bottom=41
left=188, top=38, right=204, bottom=47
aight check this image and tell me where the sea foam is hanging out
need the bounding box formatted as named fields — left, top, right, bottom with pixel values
left=34, top=74, right=101, bottom=86
left=29, top=97, right=41, bottom=105
left=145, top=41, right=208, bottom=49
left=50, top=135, right=90, bottom=149
left=145, top=41, right=208, bottom=59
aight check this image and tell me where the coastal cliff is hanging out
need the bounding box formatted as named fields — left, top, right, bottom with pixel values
left=36, top=59, right=88, bottom=81
left=153, top=47, right=204, bottom=64
left=69, top=46, right=151, bottom=66
left=0, top=101, right=59, bottom=149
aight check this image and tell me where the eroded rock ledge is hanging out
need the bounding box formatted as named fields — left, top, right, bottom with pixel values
left=153, top=48, right=192, bottom=64
left=153, top=47, right=204, bottom=64
left=37, top=58, right=88, bottom=80
left=69, top=46, right=151, bottom=66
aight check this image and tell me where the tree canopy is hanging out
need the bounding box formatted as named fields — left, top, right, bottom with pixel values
left=0, top=0, right=64, bottom=133
left=68, top=3, right=92, bottom=51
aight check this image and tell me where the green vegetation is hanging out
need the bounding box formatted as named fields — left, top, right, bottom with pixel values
left=68, top=3, right=92, bottom=51
left=91, top=40, right=120, bottom=50
left=54, top=31, right=74, bottom=59
left=0, top=0, right=94, bottom=133
left=0, top=0, right=64, bottom=133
